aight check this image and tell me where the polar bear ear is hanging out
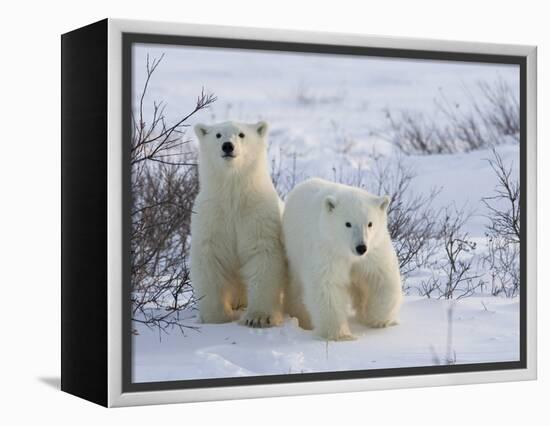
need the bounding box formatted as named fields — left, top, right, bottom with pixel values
left=325, top=195, right=338, bottom=213
left=255, top=121, right=269, bottom=137
left=379, top=195, right=391, bottom=211
left=194, top=123, right=209, bottom=138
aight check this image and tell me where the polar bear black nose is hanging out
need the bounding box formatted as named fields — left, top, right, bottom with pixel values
left=356, top=244, right=367, bottom=255
left=222, top=142, right=234, bottom=154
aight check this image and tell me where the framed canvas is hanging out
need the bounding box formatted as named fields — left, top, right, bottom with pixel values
left=61, top=18, right=537, bottom=407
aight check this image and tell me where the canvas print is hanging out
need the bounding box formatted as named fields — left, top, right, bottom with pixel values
left=128, top=41, right=521, bottom=385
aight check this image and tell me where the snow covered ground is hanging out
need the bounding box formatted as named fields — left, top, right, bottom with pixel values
left=131, top=143, right=520, bottom=383
left=133, top=296, right=519, bottom=382
left=131, top=44, right=521, bottom=382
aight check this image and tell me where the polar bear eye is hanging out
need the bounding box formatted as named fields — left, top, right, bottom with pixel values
left=238, top=132, right=245, bottom=138
left=345, top=222, right=351, bottom=228
left=368, top=222, right=373, bottom=228
left=216, top=133, right=222, bottom=139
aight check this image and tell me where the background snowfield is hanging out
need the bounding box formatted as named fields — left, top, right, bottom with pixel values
left=133, top=44, right=519, bottom=182
left=131, top=44, right=521, bottom=383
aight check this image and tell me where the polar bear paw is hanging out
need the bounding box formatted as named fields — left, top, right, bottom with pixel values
left=316, top=325, right=357, bottom=341
left=317, top=331, right=357, bottom=342
left=240, top=311, right=282, bottom=328
left=332, top=332, right=357, bottom=341
left=366, top=318, right=399, bottom=328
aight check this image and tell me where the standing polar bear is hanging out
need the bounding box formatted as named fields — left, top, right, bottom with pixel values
left=190, top=121, right=286, bottom=328
left=283, top=178, right=402, bottom=340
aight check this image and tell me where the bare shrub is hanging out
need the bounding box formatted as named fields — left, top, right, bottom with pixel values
left=131, top=54, right=217, bottom=168
left=481, top=148, right=520, bottom=297
left=419, top=274, right=442, bottom=299
left=269, top=147, right=303, bottom=200
left=367, top=158, right=442, bottom=279
left=384, top=109, right=451, bottom=155
left=296, top=81, right=345, bottom=106
left=131, top=163, right=199, bottom=332
left=386, top=78, right=519, bottom=155
left=130, top=54, right=216, bottom=333
left=476, top=79, right=520, bottom=138
left=435, top=91, right=490, bottom=152
left=483, top=236, right=520, bottom=297
left=482, top=148, right=520, bottom=245
left=420, top=206, right=483, bottom=299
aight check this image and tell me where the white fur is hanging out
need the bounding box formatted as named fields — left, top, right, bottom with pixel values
left=190, top=121, right=286, bottom=327
left=282, top=178, right=402, bottom=340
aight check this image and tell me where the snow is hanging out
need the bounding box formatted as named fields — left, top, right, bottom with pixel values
left=133, top=296, right=519, bottom=382
left=131, top=44, right=520, bottom=383
left=398, top=144, right=520, bottom=235
left=133, top=44, right=519, bottom=188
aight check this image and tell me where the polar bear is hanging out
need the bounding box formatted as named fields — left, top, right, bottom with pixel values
left=282, top=178, right=402, bottom=340
left=190, top=121, right=286, bottom=328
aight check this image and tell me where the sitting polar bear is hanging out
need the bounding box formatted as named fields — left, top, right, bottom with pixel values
left=282, top=178, right=402, bottom=340
left=190, top=121, right=285, bottom=328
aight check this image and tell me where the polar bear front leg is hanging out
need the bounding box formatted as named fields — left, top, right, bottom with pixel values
left=239, top=248, right=285, bottom=328
left=360, top=268, right=402, bottom=328
left=303, top=271, right=355, bottom=341
left=191, top=247, right=239, bottom=324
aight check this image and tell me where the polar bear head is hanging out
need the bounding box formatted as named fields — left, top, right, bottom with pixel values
left=194, top=121, right=269, bottom=175
left=319, top=189, right=390, bottom=258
